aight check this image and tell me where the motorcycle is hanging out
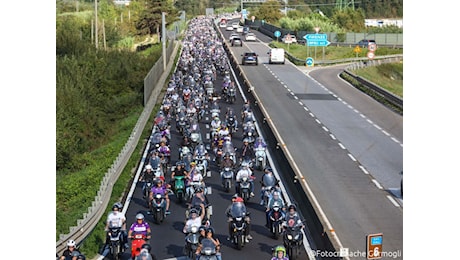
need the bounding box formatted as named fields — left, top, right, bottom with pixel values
left=226, top=115, right=237, bottom=134
left=268, top=202, right=285, bottom=239
left=174, top=175, right=186, bottom=203
left=229, top=203, right=250, bottom=250
left=260, top=174, right=279, bottom=207
left=238, top=176, right=252, bottom=203
left=184, top=225, right=201, bottom=260
left=107, top=226, right=124, bottom=260
left=143, top=180, right=154, bottom=208
left=150, top=192, right=166, bottom=224
left=130, top=233, right=146, bottom=260
left=226, top=86, right=236, bottom=104
left=198, top=238, right=218, bottom=260
left=220, top=167, right=234, bottom=193
left=283, top=223, right=304, bottom=260
left=254, top=146, right=267, bottom=170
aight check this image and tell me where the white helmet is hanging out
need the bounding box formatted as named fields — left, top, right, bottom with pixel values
left=136, top=213, right=145, bottom=220
left=67, top=239, right=76, bottom=247
left=145, top=164, right=153, bottom=170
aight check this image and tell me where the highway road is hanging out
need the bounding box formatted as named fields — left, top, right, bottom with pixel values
left=221, top=19, right=403, bottom=259
left=99, top=17, right=403, bottom=260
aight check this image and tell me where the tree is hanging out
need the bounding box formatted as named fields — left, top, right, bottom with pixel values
left=135, top=0, right=180, bottom=37
left=251, top=0, right=283, bottom=24
left=331, top=7, right=365, bottom=32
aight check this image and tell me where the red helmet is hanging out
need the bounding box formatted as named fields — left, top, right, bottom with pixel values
left=234, top=197, right=244, bottom=203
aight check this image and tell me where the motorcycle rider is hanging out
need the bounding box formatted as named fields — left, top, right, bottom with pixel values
left=235, top=163, right=255, bottom=197
left=225, top=194, right=253, bottom=243
left=282, top=204, right=305, bottom=230
left=140, top=244, right=157, bottom=260
left=195, top=227, right=222, bottom=260
left=59, top=240, right=81, bottom=260
left=149, top=178, right=171, bottom=215
left=149, top=151, right=162, bottom=176
left=271, top=245, right=289, bottom=260
left=260, top=167, right=280, bottom=205
left=186, top=186, right=208, bottom=222
left=169, top=161, right=189, bottom=190
left=221, top=152, right=235, bottom=169
left=225, top=107, right=238, bottom=130
left=183, top=208, right=203, bottom=233
left=140, top=165, right=156, bottom=198
left=265, top=191, right=286, bottom=228
left=210, top=116, right=221, bottom=136
left=104, top=202, right=128, bottom=250
left=239, top=138, right=254, bottom=163
left=253, top=136, right=267, bottom=149
left=128, top=213, right=151, bottom=240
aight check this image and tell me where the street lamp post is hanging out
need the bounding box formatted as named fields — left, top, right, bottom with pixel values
left=162, top=12, right=166, bottom=70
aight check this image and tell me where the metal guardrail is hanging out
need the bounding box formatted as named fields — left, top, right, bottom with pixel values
left=342, top=57, right=403, bottom=114
left=56, top=40, right=181, bottom=256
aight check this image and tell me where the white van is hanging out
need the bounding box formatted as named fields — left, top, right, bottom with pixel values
left=268, top=48, right=285, bottom=64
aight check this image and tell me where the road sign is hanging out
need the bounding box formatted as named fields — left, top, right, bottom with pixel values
left=274, top=30, right=281, bottom=38
left=306, top=57, right=314, bottom=67
left=304, top=34, right=330, bottom=47
left=284, top=34, right=293, bottom=44
left=367, top=233, right=383, bottom=259
left=307, top=40, right=330, bottom=47
left=354, top=46, right=362, bottom=53
left=367, top=51, right=375, bottom=60
left=368, top=43, right=377, bottom=52
left=304, top=33, right=327, bottom=41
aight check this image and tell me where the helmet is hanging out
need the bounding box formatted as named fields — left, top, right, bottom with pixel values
left=288, top=204, right=297, bottom=211
left=224, top=152, right=230, bottom=158
left=232, top=194, right=239, bottom=200
left=195, top=186, right=203, bottom=193
left=191, top=161, right=196, bottom=166
left=274, top=245, right=286, bottom=257
left=264, top=166, right=272, bottom=172
left=273, top=191, right=280, bottom=197
left=77, top=255, right=86, bottom=260
left=141, top=243, right=152, bottom=252
left=145, top=164, right=153, bottom=170
left=243, top=138, right=249, bottom=143
left=71, top=251, right=81, bottom=257
left=206, top=227, right=215, bottom=234
left=190, top=208, right=199, bottom=215
left=112, top=202, right=122, bottom=211
left=67, top=240, right=76, bottom=247
left=199, top=225, right=207, bottom=232
left=136, top=213, right=145, bottom=220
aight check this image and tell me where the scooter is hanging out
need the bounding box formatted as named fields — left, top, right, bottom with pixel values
left=130, top=233, right=146, bottom=260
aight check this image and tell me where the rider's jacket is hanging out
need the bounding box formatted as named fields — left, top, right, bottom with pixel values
left=107, top=211, right=126, bottom=228
left=129, top=222, right=150, bottom=235
left=150, top=185, right=167, bottom=195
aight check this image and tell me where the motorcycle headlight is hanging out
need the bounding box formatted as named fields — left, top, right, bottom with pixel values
left=191, top=226, right=198, bottom=233
left=204, top=248, right=212, bottom=255
left=248, top=132, right=252, bottom=136
left=155, top=194, right=162, bottom=199
left=236, top=217, right=242, bottom=221
left=287, top=234, right=293, bottom=240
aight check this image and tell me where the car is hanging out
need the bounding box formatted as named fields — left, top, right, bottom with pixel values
left=226, top=26, right=234, bottom=31
left=242, top=26, right=250, bottom=35
left=357, top=39, right=377, bottom=48
left=232, top=22, right=239, bottom=29
left=231, top=36, right=243, bottom=47
left=228, top=33, right=239, bottom=42
left=245, top=32, right=257, bottom=42
left=219, top=22, right=227, bottom=28
left=281, top=34, right=297, bottom=43
left=236, top=26, right=244, bottom=33
left=241, top=52, right=258, bottom=65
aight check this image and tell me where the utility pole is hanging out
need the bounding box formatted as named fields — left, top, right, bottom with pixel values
left=162, top=12, right=166, bottom=70
left=95, top=0, right=98, bottom=49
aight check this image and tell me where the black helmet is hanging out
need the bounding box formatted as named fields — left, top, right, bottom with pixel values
left=288, top=204, right=297, bottom=211
left=206, top=227, right=215, bottom=234
left=141, top=243, right=152, bottom=252
left=199, top=225, right=207, bottom=232
left=264, top=166, right=272, bottom=172
left=195, top=186, right=203, bottom=193
left=190, top=208, right=199, bottom=215
left=77, top=255, right=86, bottom=260
left=112, top=203, right=121, bottom=211
left=232, top=193, right=238, bottom=200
